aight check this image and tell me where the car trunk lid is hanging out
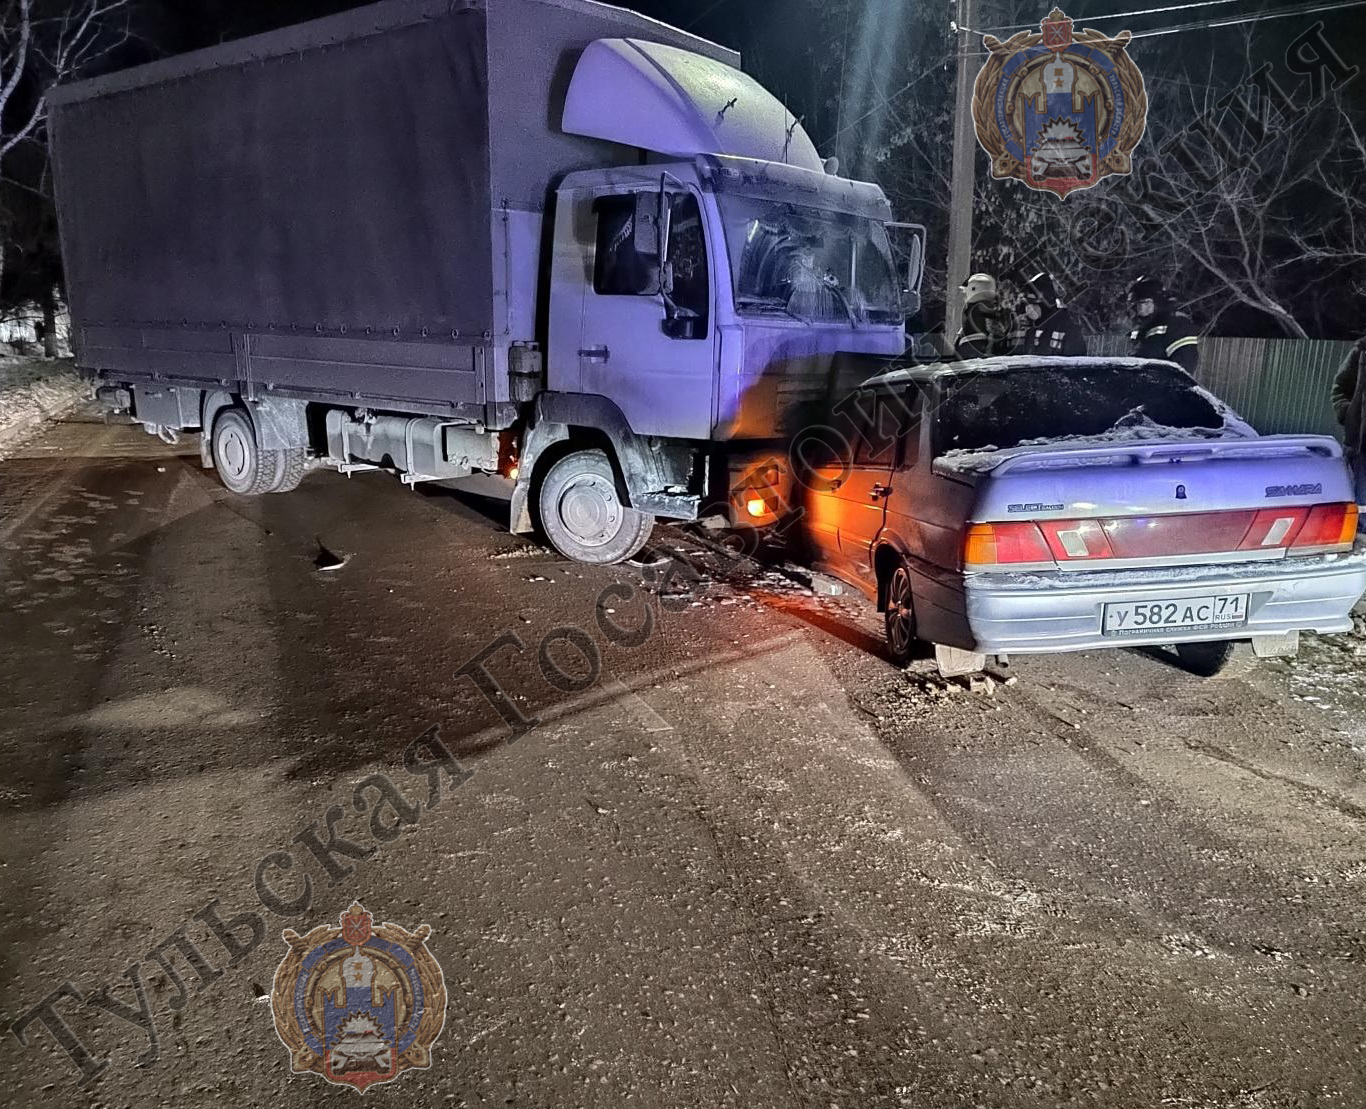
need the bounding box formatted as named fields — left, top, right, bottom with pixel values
left=939, top=434, right=1358, bottom=571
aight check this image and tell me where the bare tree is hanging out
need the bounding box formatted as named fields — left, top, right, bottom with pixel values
left=945, top=19, right=1362, bottom=340
left=0, top=0, right=129, bottom=354
left=1119, top=40, right=1350, bottom=339
left=1061, top=30, right=1365, bottom=339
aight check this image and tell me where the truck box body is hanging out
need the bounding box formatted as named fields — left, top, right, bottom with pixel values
left=49, top=0, right=737, bottom=420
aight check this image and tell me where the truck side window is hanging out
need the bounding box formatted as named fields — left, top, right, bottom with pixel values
left=592, top=192, right=709, bottom=339
left=665, top=194, right=709, bottom=337
left=593, top=195, right=657, bottom=297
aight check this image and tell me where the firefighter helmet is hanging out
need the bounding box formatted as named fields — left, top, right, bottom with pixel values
left=961, top=273, right=998, bottom=306
left=1023, top=271, right=1060, bottom=307
left=1127, top=275, right=1166, bottom=305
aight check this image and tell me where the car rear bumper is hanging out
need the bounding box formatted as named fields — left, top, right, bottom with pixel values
left=964, top=548, right=1366, bottom=654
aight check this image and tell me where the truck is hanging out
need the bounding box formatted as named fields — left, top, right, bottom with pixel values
left=50, top=0, right=923, bottom=563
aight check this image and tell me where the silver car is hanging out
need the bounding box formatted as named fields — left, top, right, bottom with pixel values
left=799, top=356, right=1366, bottom=676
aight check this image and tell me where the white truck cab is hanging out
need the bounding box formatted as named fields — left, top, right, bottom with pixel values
left=517, top=35, right=918, bottom=557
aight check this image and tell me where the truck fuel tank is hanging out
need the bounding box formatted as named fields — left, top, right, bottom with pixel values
left=325, top=411, right=498, bottom=484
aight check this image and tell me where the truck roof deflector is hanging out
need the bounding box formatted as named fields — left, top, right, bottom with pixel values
left=562, top=38, right=824, bottom=172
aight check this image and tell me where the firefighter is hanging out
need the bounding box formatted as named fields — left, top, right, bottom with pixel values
left=1127, top=275, right=1199, bottom=372
left=1017, top=271, right=1086, bottom=356
left=954, top=273, right=1015, bottom=359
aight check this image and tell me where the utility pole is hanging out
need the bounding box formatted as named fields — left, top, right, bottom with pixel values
left=944, top=0, right=978, bottom=346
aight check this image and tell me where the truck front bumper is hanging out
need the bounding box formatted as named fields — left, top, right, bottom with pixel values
left=964, top=548, right=1366, bottom=655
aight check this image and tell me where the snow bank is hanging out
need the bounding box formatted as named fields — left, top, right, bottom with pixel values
left=0, top=357, right=87, bottom=460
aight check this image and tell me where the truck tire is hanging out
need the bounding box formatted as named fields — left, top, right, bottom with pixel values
left=211, top=408, right=282, bottom=496
left=538, top=448, right=654, bottom=564
left=270, top=447, right=308, bottom=493
left=883, top=558, right=919, bottom=666
left=1175, top=640, right=1257, bottom=678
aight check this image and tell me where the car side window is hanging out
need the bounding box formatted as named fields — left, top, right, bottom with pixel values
left=894, top=388, right=922, bottom=469
left=849, top=389, right=918, bottom=468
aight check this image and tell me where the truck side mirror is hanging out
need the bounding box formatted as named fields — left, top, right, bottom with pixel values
left=886, top=221, right=927, bottom=313
left=633, top=192, right=660, bottom=257
left=905, top=233, right=924, bottom=299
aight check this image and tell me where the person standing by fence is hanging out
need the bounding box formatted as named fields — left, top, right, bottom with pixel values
left=1127, top=276, right=1199, bottom=372
left=1018, top=271, right=1086, bottom=356
left=954, top=273, right=1015, bottom=359
left=1331, top=335, right=1366, bottom=510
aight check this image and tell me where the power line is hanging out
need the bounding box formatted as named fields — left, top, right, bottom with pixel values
left=683, top=0, right=736, bottom=32
left=820, top=49, right=956, bottom=147
left=980, top=0, right=1245, bottom=36
left=1127, top=0, right=1366, bottom=37
left=963, top=0, right=1366, bottom=45
left=959, top=0, right=1366, bottom=56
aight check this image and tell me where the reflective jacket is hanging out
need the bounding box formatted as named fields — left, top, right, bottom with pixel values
left=1129, top=309, right=1199, bottom=372
left=955, top=302, right=1015, bottom=359
left=1020, top=306, right=1086, bottom=357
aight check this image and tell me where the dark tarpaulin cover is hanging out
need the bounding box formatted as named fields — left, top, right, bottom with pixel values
left=53, top=10, right=493, bottom=337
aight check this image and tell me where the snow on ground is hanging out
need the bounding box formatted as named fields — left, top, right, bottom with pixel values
left=0, top=357, right=87, bottom=460
left=1279, top=603, right=1366, bottom=754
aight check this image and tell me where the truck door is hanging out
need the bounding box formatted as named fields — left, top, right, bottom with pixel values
left=577, top=188, right=716, bottom=440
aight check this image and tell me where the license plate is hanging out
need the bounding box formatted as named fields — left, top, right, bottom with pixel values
left=1103, top=594, right=1249, bottom=637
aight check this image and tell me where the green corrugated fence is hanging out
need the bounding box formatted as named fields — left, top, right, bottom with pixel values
left=1086, top=335, right=1354, bottom=440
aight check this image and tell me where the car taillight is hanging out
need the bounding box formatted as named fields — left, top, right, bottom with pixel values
left=1238, top=508, right=1308, bottom=550
left=1290, top=502, right=1357, bottom=551
left=963, top=502, right=1356, bottom=570
left=963, top=522, right=1053, bottom=568
left=1037, top=519, right=1115, bottom=561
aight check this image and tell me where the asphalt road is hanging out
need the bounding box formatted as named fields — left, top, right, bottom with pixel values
left=2, top=410, right=1364, bottom=1109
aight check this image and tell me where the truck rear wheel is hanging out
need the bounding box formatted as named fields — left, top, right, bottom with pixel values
left=211, top=408, right=281, bottom=496
left=538, top=448, right=654, bottom=564
left=271, top=447, right=308, bottom=493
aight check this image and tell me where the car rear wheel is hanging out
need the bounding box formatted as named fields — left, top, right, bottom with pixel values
left=1175, top=639, right=1257, bottom=678
left=538, top=448, right=654, bottom=564
left=883, top=560, right=918, bottom=666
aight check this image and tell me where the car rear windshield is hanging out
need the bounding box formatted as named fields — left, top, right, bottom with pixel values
left=934, top=363, right=1225, bottom=455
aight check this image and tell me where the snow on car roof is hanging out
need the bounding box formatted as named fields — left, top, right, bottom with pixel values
left=934, top=423, right=1242, bottom=476
left=858, top=354, right=1185, bottom=389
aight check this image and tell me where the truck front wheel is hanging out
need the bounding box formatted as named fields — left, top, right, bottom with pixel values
left=211, top=408, right=281, bottom=496
left=538, top=448, right=654, bottom=564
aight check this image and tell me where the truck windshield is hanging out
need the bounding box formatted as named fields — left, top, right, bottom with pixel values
left=718, top=197, right=901, bottom=325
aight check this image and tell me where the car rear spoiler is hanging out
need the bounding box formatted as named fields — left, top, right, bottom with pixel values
left=934, top=434, right=1344, bottom=479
